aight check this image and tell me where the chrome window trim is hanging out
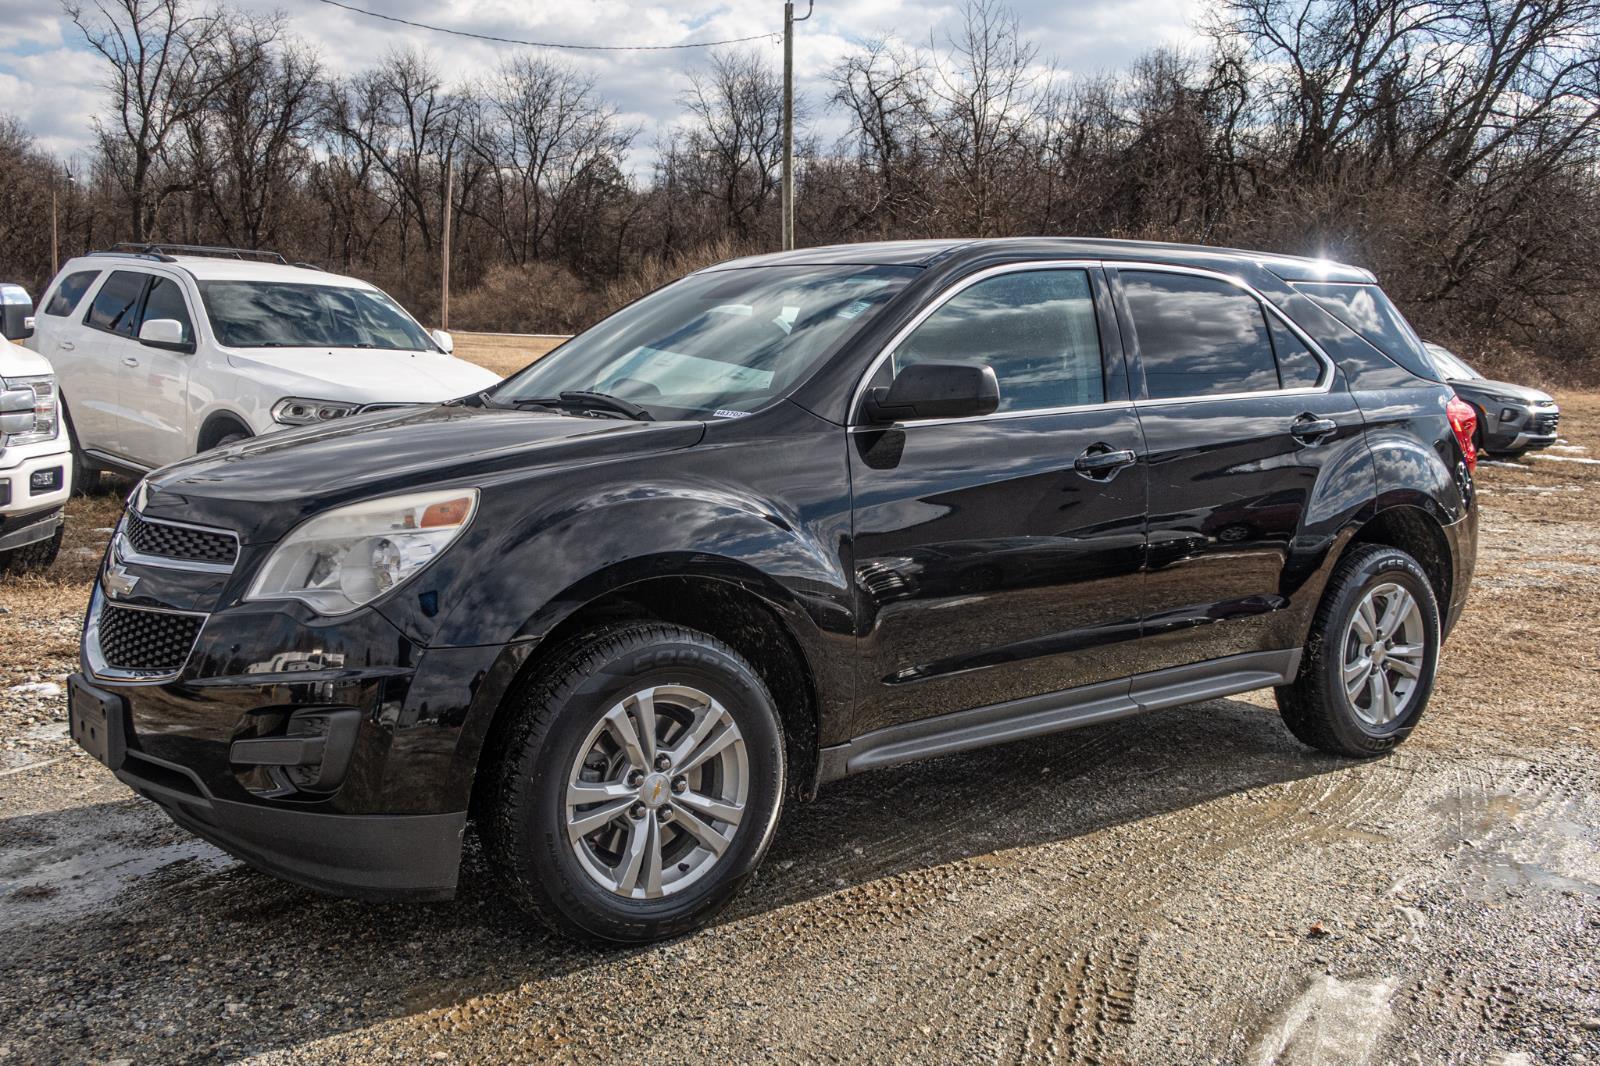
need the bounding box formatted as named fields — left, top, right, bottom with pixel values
left=118, top=510, right=240, bottom=574
left=84, top=585, right=210, bottom=684
left=847, top=258, right=1339, bottom=426
left=1110, top=261, right=1336, bottom=407
left=847, top=259, right=1108, bottom=428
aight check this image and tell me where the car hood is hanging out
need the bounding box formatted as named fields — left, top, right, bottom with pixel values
left=1449, top=377, right=1555, bottom=406
left=142, top=403, right=706, bottom=542
left=225, top=347, right=502, bottom=399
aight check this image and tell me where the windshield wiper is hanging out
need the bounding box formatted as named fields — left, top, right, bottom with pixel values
left=510, top=392, right=653, bottom=421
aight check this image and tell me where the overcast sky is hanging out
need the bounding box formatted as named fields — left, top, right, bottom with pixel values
left=0, top=0, right=1206, bottom=167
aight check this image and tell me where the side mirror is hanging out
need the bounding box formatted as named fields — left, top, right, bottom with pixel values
left=431, top=329, right=454, bottom=354
left=864, top=361, right=1001, bottom=423
left=138, top=318, right=192, bottom=353
left=1, top=283, right=34, bottom=341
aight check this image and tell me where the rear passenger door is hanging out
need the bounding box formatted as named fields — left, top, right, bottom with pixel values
left=1109, top=265, right=1365, bottom=673
left=69, top=268, right=152, bottom=459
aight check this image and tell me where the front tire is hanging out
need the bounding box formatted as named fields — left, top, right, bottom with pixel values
left=0, top=520, right=63, bottom=575
left=481, top=622, right=786, bottom=943
left=1276, top=544, right=1441, bottom=757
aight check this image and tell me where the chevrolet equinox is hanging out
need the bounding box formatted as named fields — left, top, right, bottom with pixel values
left=68, top=238, right=1479, bottom=943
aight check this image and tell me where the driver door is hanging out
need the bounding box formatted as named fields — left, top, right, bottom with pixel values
left=846, top=264, right=1150, bottom=741
left=118, top=272, right=198, bottom=468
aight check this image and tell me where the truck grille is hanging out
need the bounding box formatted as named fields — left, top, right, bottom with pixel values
left=1533, top=411, right=1559, bottom=435
left=125, top=510, right=238, bottom=567
left=97, top=604, right=204, bottom=674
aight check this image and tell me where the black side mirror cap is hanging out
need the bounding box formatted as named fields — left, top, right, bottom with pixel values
left=865, top=361, right=1001, bottom=423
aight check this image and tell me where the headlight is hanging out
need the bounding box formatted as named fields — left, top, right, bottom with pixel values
left=246, top=489, right=478, bottom=615
left=0, top=375, right=58, bottom=446
left=272, top=397, right=362, bottom=426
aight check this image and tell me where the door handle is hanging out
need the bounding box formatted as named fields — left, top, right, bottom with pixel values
left=1074, top=445, right=1137, bottom=480
left=122, top=356, right=140, bottom=368
left=1289, top=415, right=1338, bottom=444
left=58, top=341, right=75, bottom=351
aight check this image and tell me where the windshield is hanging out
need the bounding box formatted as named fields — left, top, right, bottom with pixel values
left=1424, top=343, right=1481, bottom=381
left=492, top=264, right=920, bottom=419
left=199, top=281, right=437, bottom=351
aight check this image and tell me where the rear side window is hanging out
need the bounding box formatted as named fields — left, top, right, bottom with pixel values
left=85, top=270, right=148, bottom=337
left=45, top=270, right=100, bottom=316
left=1122, top=271, right=1279, bottom=399
left=1268, top=318, right=1324, bottom=389
left=140, top=276, right=194, bottom=343
left=1291, top=282, right=1437, bottom=380
left=890, top=269, right=1104, bottom=412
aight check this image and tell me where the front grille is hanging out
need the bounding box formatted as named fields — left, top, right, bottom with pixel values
left=98, top=604, right=204, bottom=674
left=1532, top=411, right=1559, bottom=435
left=125, top=510, right=238, bottom=567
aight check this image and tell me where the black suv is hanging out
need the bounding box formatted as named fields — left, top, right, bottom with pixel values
left=68, top=239, right=1478, bottom=942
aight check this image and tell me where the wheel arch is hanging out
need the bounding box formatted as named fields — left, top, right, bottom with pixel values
left=461, top=558, right=836, bottom=823
left=195, top=408, right=253, bottom=452
left=1340, top=503, right=1455, bottom=624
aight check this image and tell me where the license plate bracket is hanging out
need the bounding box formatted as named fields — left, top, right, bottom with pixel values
left=68, top=674, right=128, bottom=770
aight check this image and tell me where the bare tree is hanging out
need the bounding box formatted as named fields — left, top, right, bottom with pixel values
left=674, top=49, right=790, bottom=240
left=66, top=0, right=235, bottom=240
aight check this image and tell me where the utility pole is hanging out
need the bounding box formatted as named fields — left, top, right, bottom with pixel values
left=781, top=1, right=812, bottom=252
left=51, top=187, right=58, bottom=277
left=440, top=161, right=453, bottom=330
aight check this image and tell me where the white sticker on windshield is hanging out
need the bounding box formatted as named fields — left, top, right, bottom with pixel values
left=772, top=305, right=800, bottom=334
left=714, top=409, right=750, bottom=419
left=836, top=300, right=871, bottom=319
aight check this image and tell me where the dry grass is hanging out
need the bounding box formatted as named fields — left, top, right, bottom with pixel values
left=450, top=332, right=567, bottom=379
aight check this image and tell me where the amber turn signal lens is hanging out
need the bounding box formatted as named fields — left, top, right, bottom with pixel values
left=420, top=497, right=473, bottom=528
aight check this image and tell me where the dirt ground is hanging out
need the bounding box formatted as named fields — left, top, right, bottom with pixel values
left=1, top=391, right=1598, bottom=1065
left=448, top=331, right=565, bottom=378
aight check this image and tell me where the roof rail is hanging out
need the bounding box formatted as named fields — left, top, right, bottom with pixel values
left=104, top=242, right=290, bottom=265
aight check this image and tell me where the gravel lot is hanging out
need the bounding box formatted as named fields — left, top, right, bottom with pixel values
left=2, top=390, right=1597, bottom=1065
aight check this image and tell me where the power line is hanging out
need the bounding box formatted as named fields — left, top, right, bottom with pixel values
left=312, top=0, right=780, bottom=52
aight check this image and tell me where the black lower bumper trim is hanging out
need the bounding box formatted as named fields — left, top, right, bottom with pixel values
left=118, top=765, right=466, bottom=902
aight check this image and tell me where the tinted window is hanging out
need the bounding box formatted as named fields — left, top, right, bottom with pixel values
left=85, top=270, right=148, bottom=337
left=1123, top=272, right=1279, bottom=399
left=1268, top=317, right=1324, bottom=389
left=45, top=270, right=100, bottom=316
left=890, top=270, right=1104, bottom=412
left=1291, top=282, right=1438, bottom=380
left=140, top=276, right=194, bottom=343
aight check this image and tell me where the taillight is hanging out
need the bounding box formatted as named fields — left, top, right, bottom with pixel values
left=1446, top=396, right=1477, bottom=473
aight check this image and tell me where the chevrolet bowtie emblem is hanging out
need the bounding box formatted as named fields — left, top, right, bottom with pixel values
left=104, top=562, right=140, bottom=599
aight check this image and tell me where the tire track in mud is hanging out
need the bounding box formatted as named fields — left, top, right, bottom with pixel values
left=907, top=754, right=1418, bottom=1064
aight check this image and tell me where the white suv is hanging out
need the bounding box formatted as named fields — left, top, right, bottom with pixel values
left=28, top=245, right=500, bottom=490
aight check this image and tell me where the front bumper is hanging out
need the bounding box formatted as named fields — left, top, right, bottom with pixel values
left=69, top=676, right=465, bottom=900
left=0, top=442, right=70, bottom=520
left=1482, top=402, right=1560, bottom=453
left=75, top=539, right=510, bottom=899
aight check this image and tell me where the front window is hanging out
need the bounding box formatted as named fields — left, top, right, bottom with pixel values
left=493, top=264, right=920, bottom=420
left=198, top=281, right=436, bottom=351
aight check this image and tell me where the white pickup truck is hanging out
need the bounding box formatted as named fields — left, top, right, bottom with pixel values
left=1, top=283, right=71, bottom=574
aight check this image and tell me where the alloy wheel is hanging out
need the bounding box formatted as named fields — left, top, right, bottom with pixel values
left=564, top=684, right=749, bottom=899
left=1341, top=582, right=1426, bottom=727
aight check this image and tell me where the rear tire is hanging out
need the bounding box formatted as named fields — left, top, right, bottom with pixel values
left=62, top=404, right=102, bottom=496
left=1276, top=544, right=1441, bottom=757
left=481, top=622, right=787, bottom=943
